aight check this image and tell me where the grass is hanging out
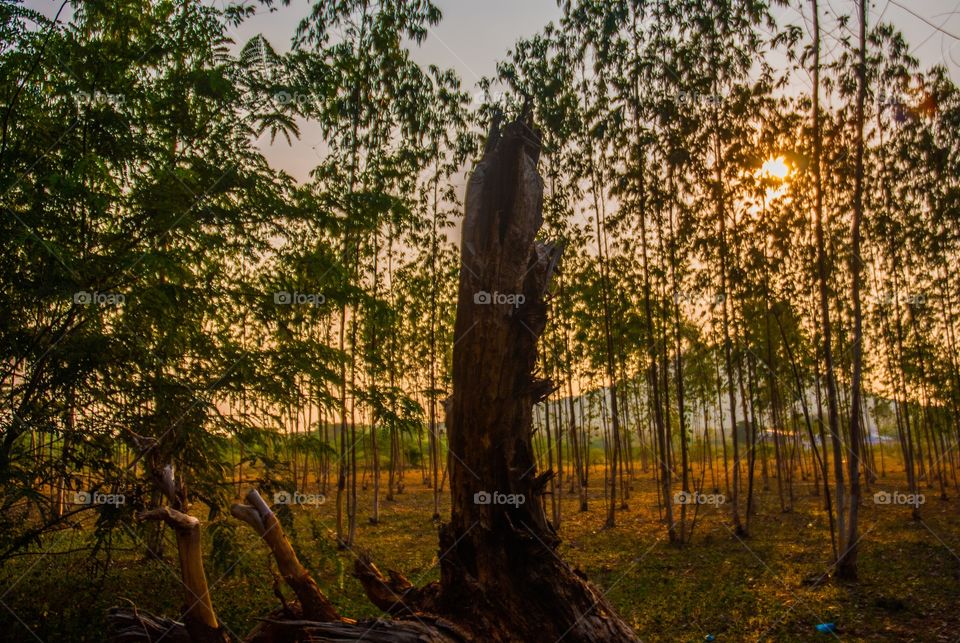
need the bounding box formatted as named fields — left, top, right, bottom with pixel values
left=1, top=461, right=958, bottom=642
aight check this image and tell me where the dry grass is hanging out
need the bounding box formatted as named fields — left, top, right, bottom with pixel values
left=2, top=458, right=959, bottom=641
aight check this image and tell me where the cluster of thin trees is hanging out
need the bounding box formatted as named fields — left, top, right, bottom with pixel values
left=504, top=0, right=960, bottom=581
left=2, top=0, right=960, bottom=588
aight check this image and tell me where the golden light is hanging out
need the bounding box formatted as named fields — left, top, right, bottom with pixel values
left=756, top=155, right=792, bottom=206
left=759, top=156, right=790, bottom=181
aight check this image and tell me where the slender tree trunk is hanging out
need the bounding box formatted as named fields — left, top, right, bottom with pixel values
left=837, top=0, right=867, bottom=580
left=811, top=0, right=847, bottom=560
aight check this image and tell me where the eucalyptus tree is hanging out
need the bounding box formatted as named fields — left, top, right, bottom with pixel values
left=912, top=67, right=960, bottom=490
left=395, top=69, right=473, bottom=520
left=291, top=0, right=449, bottom=545
left=556, top=230, right=600, bottom=511
left=814, top=5, right=928, bottom=577
left=838, top=0, right=868, bottom=580
left=655, top=0, right=784, bottom=538
left=869, top=54, right=960, bottom=514
left=569, top=0, right=686, bottom=542
left=565, top=5, right=629, bottom=528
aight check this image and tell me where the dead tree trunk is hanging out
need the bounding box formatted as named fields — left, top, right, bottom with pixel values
left=425, top=115, right=638, bottom=641
left=136, top=506, right=227, bottom=643
left=111, top=462, right=229, bottom=643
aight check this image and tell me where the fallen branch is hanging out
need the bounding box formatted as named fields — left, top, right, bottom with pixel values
left=231, top=489, right=340, bottom=622
left=136, top=506, right=227, bottom=643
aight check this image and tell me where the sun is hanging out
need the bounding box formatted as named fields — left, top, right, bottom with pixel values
left=759, top=156, right=790, bottom=181
left=755, top=155, right=791, bottom=205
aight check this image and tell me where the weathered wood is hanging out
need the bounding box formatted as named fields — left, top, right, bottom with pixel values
left=247, top=616, right=464, bottom=642
left=352, top=553, right=437, bottom=618
left=429, top=115, right=638, bottom=641
left=133, top=508, right=227, bottom=642
left=107, top=606, right=192, bottom=643
left=231, top=489, right=340, bottom=622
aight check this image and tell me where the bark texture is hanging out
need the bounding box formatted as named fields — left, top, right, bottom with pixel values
left=428, top=115, right=639, bottom=642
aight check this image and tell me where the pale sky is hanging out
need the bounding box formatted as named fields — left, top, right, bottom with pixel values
left=220, top=0, right=960, bottom=181
left=225, top=0, right=564, bottom=180
left=23, top=0, right=960, bottom=182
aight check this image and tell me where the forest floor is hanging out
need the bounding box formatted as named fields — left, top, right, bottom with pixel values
left=2, top=462, right=959, bottom=642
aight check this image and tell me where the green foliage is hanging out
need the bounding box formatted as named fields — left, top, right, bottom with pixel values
left=0, top=0, right=469, bottom=566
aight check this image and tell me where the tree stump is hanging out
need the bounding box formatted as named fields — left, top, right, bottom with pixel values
left=419, top=114, right=638, bottom=642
